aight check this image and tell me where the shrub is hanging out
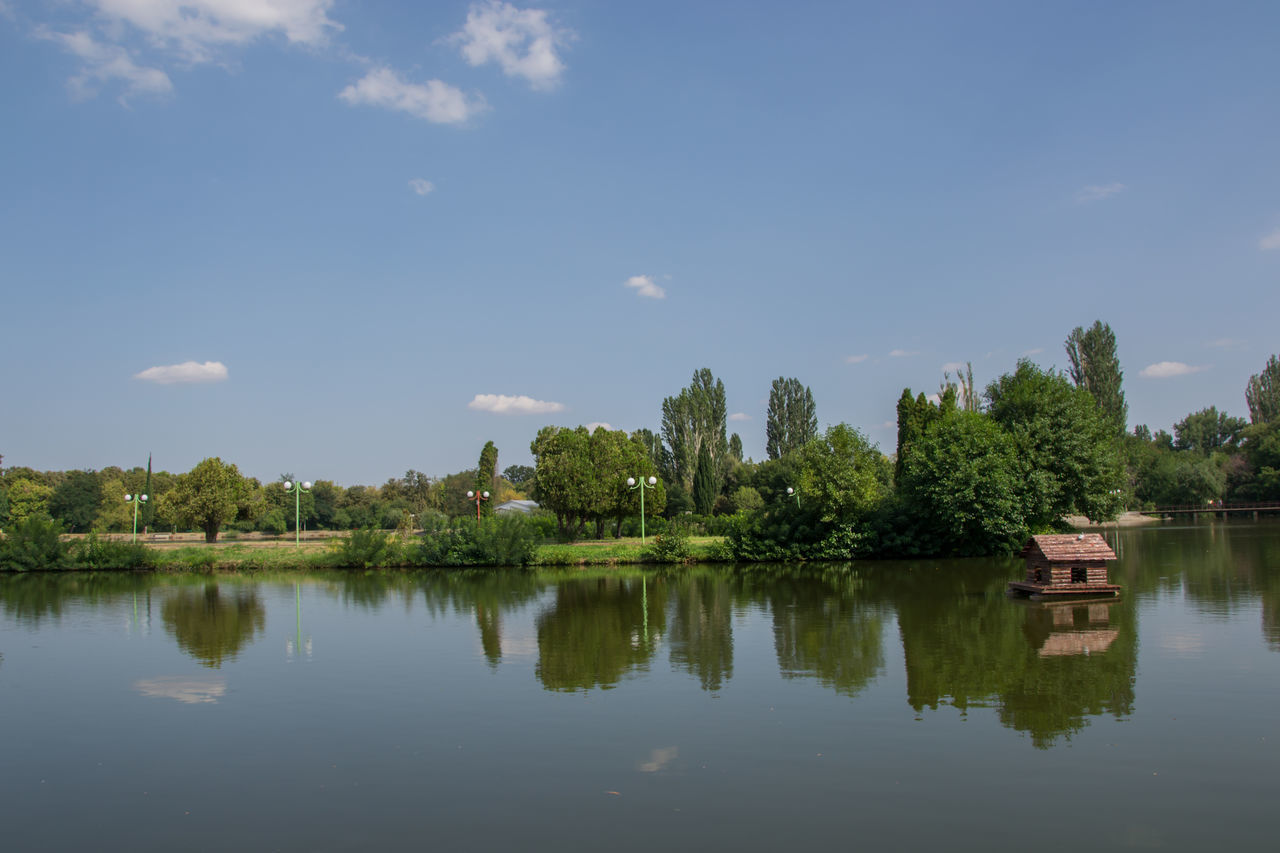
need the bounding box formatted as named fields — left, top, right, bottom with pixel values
left=644, top=523, right=692, bottom=563
left=70, top=534, right=154, bottom=570
left=328, top=526, right=401, bottom=568
left=0, top=516, right=70, bottom=571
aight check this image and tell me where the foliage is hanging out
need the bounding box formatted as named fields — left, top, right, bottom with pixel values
left=502, top=464, right=535, bottom=488
left=765, top=376, right=818, bottom=460
left=0, top=516, right=70, bottom=570
left=160, top=457, right=250, bottom=543
left=645, top=523, right=692, bottom=563
left=1246, top=354, right=1280, bottom=425
left=413, top=514, right=541, bottom=567
left=985, top=359, right=1124, bottom=525
left=476, top=441, right=499, bottom=516
left=530, top=425, right=595, bottom=538
left=70, top=534, right=154, bottom=570
left=898, top=410, right=1029, bottom=555
left=3, top=478, right=54, bottom=526
left=1173, top=406, right=1246, bottom=455
left=661, top=368, right=729, bottom=497
left=692, top=443, right=718, bottom=515
left=329, top=526, right=401, bottom=568
left=49, top=470, right=102, bottom=533
left=1065, top=319, right=1128, bottom=432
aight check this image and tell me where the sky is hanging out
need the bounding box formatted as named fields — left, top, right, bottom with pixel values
left=2, top=0, right=1278, bottom=486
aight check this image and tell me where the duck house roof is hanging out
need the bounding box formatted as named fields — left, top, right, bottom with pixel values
left=1020, top=533, right=1117, bottom=563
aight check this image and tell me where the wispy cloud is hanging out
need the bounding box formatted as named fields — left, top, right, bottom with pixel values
left=889, top=349, right=919, bottom=358
left=584, top=421, right=613, bottom=432
left=408, top=178, right=435, bottom=195
left=1020, top=347, right=1044, bottom=356
left=469, top=393, right=565, bottom=414
left=1259, top=227, right=1280, bottom=251
left=845, top=354, right=869, bottom=364
left=135, top=676, right=226, bottom=705
left=1076, top=182, right=1127, bottom=204
left=452, top=1, right=573, bottom=90
left=339, top=68, right=485, bottom=124
left=134, top=361, right=228, bottom=384
left=728, top=412, right=751, bottom=422
left=1206, top=338, right=1243, bottom=349
left=38, top=29, right=172, bottom=102
left=941, top=361, right=967, bottom=373
left=624, top=275, right=666, bottom=299
left=1140, top=361, right=1206, bottom=379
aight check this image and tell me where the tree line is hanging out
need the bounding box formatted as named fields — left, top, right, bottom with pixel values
left=3, top=333, right=1278, bottom=557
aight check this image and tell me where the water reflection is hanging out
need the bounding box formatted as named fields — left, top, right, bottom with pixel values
left=535, top=576, right=665, bottom=691
left=135, top=675, right=227, bottom=704
left=666, top=571, right=735, bottom=692
left=160, top=583, right=266, bottom=668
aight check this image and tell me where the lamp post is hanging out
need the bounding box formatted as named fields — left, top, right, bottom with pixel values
left=786, top=486, right=801, bottom=508
left=466, top=490, right=490, bottom=520
left=283, top=480, right=311, bottom=549
left=627, top=476, right=658, bottom=541
left=124, top=493, right=148, bottom=543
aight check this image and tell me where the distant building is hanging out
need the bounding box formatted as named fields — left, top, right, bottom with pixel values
left=494, top=500, right=539, bottom=515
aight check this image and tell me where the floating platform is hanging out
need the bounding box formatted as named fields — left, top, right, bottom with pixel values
left=1006, top=580, right=1121, bottom=600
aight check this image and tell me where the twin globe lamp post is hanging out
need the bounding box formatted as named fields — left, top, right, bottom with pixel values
left=124, top=492, right=148, bottom=543
left=626, top=476, right=658, bottom=541
left=283, top=479, right=311, bottom=549
left=466, top=490, right=490, bottom=520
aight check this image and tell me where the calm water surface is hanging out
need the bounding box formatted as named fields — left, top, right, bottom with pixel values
left=3, top=521, right=1279, bottom=851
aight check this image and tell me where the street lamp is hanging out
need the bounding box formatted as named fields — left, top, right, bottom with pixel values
left=627, top=476, right=658, bottom=541
left=786, top=486, right=801, bottom=508
left=283, top=480, right=311, bottom=549
left=466, top=490, right=490, bottom=520
left=124, top=493, right=148, bottom=543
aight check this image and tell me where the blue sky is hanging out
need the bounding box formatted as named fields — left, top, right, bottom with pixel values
left=2, top=1, right=1278, bottom=486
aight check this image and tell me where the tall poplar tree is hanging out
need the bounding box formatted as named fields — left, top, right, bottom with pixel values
left=765, top=377, right=818, bottom=460
left=1064, top=320, right=1128, bottom=433
left=661, top=368, right=729, bottom=495
left=1246, top=354, right=1280, bottom=424
left=476, top=441, right=499, bottom=516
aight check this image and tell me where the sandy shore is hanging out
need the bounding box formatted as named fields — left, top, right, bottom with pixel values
left=1064, top=511, right=1163, bottom=528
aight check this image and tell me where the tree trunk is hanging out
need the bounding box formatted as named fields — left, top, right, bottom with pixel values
left=204, top=522, right=219, bottom=543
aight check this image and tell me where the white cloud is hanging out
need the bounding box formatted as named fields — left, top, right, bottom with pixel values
left=134, top=360, right=228, bottom=384
left=1259, top=227, right=1280, bottom=250
left=39, top=29, right=173, bottom=101
left=135, top=676, right=226, bottom=704
left=1140, top=361, right=1206, bottom=379
left=889, top=349, right=919, bottom=358
left=453, top=1, right=572, bottom=90
left=845, top=354, right=868, bottom=364
left=339, top=68, right=485, bottom=124
left=728, top=412, right=751, bottom=422
left=941, top=361, right=967, bottom=374
left=925, top=393, right=941, bottom=404
left=88, top=0, right=341, bottom=63
left=624, top=275, right=665, bottom=299
left=469, top=393, right=565, bottom=414
left=1020, top=347, right=1044, bottom=356
left=408, top=178, right=435, bottom=195
left=585, top=421, right=612, bottom=432
left=1076, top=182, right=1127, bottom=204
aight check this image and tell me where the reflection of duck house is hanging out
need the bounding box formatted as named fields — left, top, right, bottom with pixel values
left=1008, top=533, right=1121, bottom=599
left=1037, top=602, right=1119, bottom=656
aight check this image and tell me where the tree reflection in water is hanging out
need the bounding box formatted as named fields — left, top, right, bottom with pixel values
left=536, top=576, right=666, bottom=691
left=161, top=583, right=266, bottom=668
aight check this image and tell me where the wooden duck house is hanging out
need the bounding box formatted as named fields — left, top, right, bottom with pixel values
left=1007, top=533, right=1120, bottom=599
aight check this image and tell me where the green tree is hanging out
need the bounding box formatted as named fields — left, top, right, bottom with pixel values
left=530, top=425, right=595, bottom=539
left=48, top=470, right=102, bottom=533
left=1065, top=320, right=1128, bottom=432
left=502, top=465, right=535, bottom=489
left=159, top=457, right=249, bottom=543
left=1246, top=354, right=1280, bottom=425
left=985, top=359, right=1125, bottom=526
left=765, top=377, right=818, bottom=460
left=1173, top=406, right=1246, bottom=455
left=476, top=441, right=499, bottom=516
left=692, top=443, right=718, bottom=515
left=661, top=368, right=729, bottom=496
left=3, top=477, right=53, bottom=525
left=899, top=410, right=1029, bottom=555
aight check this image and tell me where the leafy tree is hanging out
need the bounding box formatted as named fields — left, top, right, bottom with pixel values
left=1246, top=354, right=1280, bottom=424
left=530, top=425, right=595, bottom=539
left=985, top=359, right=1125, bottom=526
left=899, top=410, right=1029, bottom=555
left=48, top=470, right=102, bottom=533
left=0, top=516, right=68, bottom=570
left=661, top=368, right=729, bottom=496
left=159, top=457, right=249, bottom=542
left=1173, top=406, right=1246, bottom=455
left=765, top=377, right=817, bottom=460
left=692, top=443, right=718, bottom=515
left=1065, top=320, right=1128, bottom=432
left=476, top=441, right=499, bottom=512
left=502, top=465, right=535, bottom=488
left=729, top=433, right=744, bottom=463
left=895, top=389, right=943, bottom=482
left=3, top=478, right=53, bottom=525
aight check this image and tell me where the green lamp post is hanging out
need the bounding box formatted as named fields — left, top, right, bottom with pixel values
left=786, top=486, right=801, bottom=508
left=283, top=480, right=311, bottom=549
left=627, top=476, right=658, bottom=541
left=124, top=492, right=148, bottom=543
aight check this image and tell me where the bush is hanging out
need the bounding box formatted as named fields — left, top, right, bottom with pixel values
left=411, top=514, right=540, bottom=567
left=70, top=534, right=154, bottom=570
left=0, top=516, right=70, bottom=571
left=330, top=527, right=401, bottom=568
left=644, top=523, right=692, bottom=563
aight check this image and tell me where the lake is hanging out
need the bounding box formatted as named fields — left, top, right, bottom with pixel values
left=3, top=520, right=1279, bottom=851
